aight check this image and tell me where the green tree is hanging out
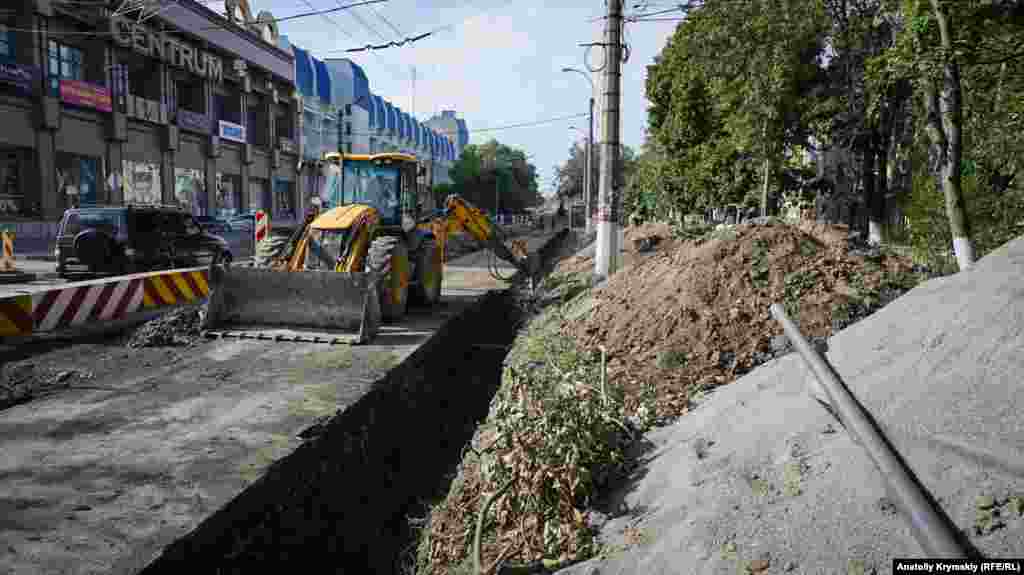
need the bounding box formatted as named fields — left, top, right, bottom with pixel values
left=448, top=139, right=542, bottom=213
left=644, top=0, right=829, bottom=217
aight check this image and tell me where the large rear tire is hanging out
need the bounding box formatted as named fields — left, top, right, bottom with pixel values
left=368, top=236, right=410, bottom=321
left=411, top=237, right=443, bottom=306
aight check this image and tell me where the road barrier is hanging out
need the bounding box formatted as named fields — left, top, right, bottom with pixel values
left=0, top=266, right=211, bottom=340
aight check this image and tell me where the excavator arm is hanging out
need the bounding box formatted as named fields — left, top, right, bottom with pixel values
left=431, top=194, right=539, bottom=280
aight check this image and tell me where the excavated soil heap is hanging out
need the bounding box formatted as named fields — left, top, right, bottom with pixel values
left=557, top=220, right=917, bottom=418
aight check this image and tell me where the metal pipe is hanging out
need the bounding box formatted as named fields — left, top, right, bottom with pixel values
left=768, top=303, right=969, bottom=559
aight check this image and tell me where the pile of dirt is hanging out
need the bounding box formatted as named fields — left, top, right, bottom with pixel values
left=126, top=306, right=204, bottom=348
left=552, top=219, right=921, bottom=419
left=1, top=363, right=93, bottom=410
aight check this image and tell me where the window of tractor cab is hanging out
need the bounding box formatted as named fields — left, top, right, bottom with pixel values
left=341, top=162, right=400, bottom=222
left=302, top=227, right=347, bottom=271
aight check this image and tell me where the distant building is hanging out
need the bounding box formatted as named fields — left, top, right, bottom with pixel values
left=280, top=35, right=465, bottom=206
left=424, top=111, right=468, bottom=185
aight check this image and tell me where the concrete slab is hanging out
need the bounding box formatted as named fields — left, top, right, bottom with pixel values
left=558, top=236, right=1024, bottom=574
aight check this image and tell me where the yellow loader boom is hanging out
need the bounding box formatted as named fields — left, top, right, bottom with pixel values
left=424, top=194, right=539, bottom=280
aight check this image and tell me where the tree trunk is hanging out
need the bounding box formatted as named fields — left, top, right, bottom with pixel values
left=761, top=119, right=770, bottom=217
left=874, top=133, right=888, bottom=244
left=928, top=0, right=975, bottom=270
left=860, top=135, right=876, bottom=241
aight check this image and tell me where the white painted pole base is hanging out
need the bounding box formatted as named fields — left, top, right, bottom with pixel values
left=953, top=236, right=975, bottom=271
left=868, top=221, right=882, bottom=246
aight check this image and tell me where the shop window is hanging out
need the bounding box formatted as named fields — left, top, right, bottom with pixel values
left=122, top=51, right=160, bottom=102
left=56, top=153, right=102, bottom=209
left=174, top=168, right=204, bottom=216
left=48, top=39, right=84, bottom=96
left=322, top=115, right=338, bottom=154
left=249, top=178, right=269, bottom=211
left=0, top=149, right=29, bottom=217
left=247, top=95, right=267, bottom=147
left=121, top=160, right=161, bottom=205
left=175, top=74, right=205, bottom=115
left=303, top=110, right=320, bottom=159
left=0, top=24, right=11, bottom=59
left=214, top=89, right=241, bottom=125
left=275, top=102, right=293, bottom=142
left=273, top=178, right=295, bottom=220
left=215, top=173, right=242, bottom=217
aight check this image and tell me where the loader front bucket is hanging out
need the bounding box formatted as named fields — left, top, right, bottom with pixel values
left=201, top=264, right=381, bottom=344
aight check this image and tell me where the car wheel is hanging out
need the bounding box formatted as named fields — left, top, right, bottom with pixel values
left=220, top=251, right=233, bottom=266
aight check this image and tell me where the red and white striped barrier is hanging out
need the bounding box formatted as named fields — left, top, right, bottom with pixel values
left=255, top=210, right=269, bottom=246
left=0, top=267, right=212, bottom=337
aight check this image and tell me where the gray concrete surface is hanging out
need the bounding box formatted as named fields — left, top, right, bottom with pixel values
left=0, top=289, right=494, bottom=575
left=558, top=236, right=1024, bottom=574
left=0, top=230, right=564, bottom=575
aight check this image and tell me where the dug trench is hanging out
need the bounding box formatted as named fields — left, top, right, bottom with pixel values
left=140, top=228, right=571, bottom=574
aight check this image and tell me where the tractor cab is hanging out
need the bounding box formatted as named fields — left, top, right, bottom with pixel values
left=322, top=152, right=423, bottom=230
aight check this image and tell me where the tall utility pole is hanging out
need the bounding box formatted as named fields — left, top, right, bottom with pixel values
left=594, top=0, right=623, bottom=281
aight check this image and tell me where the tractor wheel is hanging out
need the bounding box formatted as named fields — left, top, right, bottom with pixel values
left=368, top=236, right=410, bottom=321
left=411, top=237, right=443, bottom=306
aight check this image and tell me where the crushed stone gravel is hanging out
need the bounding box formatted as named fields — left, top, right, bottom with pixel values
left=126, top=306, right=204, bottom=349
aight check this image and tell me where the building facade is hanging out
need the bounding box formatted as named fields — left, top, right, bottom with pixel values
left=0, top=0, right=306, bottom=236
left=280, top=34, right=463, bottom=197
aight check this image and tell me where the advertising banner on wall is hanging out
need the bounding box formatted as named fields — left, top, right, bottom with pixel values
left=59, top=79, right=112, bottom=113
left=122, top=160, right=161, bottom=204
left=177, top=110, right=211, bottom=134
left=174, top=168, right=204, bottom=215
left=0, top=61, right=38, bottom=95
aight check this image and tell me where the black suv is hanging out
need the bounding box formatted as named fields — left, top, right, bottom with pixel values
left=55, top=204, right=232, bottom=278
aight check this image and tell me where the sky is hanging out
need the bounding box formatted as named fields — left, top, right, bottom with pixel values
left=250, top=0, right=679, bottom=197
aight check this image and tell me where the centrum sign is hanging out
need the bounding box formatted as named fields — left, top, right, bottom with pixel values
left=110, top=15, right=224, bottom=83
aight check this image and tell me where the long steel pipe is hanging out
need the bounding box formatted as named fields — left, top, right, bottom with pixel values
left=769, top=303, right=969, bottom=559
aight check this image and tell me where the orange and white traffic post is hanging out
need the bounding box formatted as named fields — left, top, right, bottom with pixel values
left=0, top=228, right=18, bottom=272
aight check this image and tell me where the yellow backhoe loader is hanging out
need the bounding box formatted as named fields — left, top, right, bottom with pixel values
left=201, top=152, right=539, bottom=344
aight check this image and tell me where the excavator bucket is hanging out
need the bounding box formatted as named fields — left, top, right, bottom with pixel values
left=201, top=264, right=381, bottom=345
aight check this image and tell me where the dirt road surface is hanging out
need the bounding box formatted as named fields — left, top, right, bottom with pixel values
left=0, top=231, right=558, bottom=575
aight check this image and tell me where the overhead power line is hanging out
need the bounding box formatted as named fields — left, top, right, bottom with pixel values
left=343, top=112, right=589, bottom=139
left=369, top=4, right=404, bottom=38
left=322, top=0, right=514, bottom=54
left=6, top=0, right=387, bottom=37
left=342, top=31, right=433, bottom=52
left=344, top=1, right=389, bottom=42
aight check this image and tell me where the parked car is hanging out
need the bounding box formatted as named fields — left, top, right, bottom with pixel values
left=228, top=211, right=257, bottom=231
left=55, top=204, right=233, bottom=278
left=195, top=215, right=232, bottom=233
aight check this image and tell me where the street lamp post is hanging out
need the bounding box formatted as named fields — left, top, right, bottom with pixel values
left=562, top=67, right=595, bottom=236
left=569, top=125, right=588, bottom=232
